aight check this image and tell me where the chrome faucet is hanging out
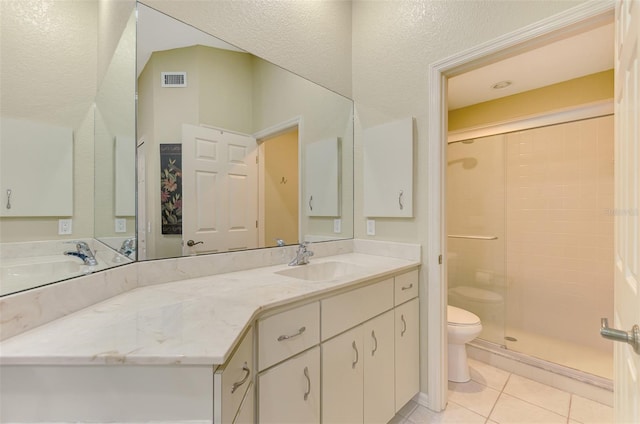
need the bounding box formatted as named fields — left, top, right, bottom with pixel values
left=289, top=242, right=314, bottom=266
left=64, top=241, right=98, bottom=266
left=118, top=237, right=136, bottom=257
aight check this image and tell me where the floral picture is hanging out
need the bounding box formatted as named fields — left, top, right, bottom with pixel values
left=160, top=144, right=182, bottom=234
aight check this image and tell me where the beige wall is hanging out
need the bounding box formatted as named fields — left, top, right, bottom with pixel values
left=263, top=130, right=299, bottom=247
left=449, top=70, right=614, bottom=131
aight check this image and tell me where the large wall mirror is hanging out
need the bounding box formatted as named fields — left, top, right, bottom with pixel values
left=137, top=3, right=354, bottom=260
left=0, top=0, right=135, bottom=297
left=0, top=0, right=353, bottom=296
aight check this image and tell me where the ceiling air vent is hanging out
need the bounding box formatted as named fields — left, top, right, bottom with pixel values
left=161, top=72, right=187, bottom=87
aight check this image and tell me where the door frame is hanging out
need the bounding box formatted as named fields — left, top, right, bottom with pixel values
left=254, top=116, right=303, bottom=247
left=425, top=0, right=615, bottom=411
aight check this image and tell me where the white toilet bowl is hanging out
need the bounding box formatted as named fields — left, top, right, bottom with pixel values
left=447, top=305, right=482, bottom=383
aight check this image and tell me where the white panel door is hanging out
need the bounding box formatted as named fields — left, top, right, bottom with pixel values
left=182, top=124, right=258, bottom=255
left=610, top=0, right=640, bottom=422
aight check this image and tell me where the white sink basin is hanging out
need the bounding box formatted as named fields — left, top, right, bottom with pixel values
left=275, top=261, right=365, bottom=281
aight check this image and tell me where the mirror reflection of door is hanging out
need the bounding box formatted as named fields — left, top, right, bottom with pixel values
left=182, top=124, right=258, bottom=255
left=259, top=127, right=299, bottom=248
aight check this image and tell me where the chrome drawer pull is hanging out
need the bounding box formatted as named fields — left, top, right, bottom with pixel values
left=401, top=315, right=407, bottom=337
left=371, top=330, right=378, bottom=356
left=352, top=341, right=359, bottom=369
left=303, top=366, right=311, bottom=401
left=401, top=283, right=413, bottom=291
left=398, top=190, right=404, bottom=210
left=231, top=362, right=250, bottom=394
left=277, top=326, right=306, bottom=342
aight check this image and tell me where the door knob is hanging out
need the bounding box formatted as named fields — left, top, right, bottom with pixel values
left=600, top=318, right=640, bottom=354
left=186, top=240, right=203, bottom=247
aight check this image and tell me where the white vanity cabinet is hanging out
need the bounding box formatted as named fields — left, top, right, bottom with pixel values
left=255, top=268, right=420, bottom=424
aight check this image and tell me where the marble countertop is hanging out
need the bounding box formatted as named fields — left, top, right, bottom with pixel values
left=0, top=253, right=419, bottom=367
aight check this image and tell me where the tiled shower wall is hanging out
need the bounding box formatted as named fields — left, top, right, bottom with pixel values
left=505, top=115, right=614, bottom=353
left=448, top=114, right=614, bottom=377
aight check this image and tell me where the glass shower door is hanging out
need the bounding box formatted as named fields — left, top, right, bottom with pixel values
left=446, top=134, right=506, bottom=346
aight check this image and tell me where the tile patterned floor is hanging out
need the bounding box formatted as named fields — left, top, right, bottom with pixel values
left=389, top=358, right=614, bottom=424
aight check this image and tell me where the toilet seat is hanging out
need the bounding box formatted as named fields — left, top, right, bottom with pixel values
left=448, top=305, right=480, bottom=326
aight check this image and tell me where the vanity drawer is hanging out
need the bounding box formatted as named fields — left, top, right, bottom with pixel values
left=321, top=278, right=394, bottom=341
left=258, top=301, right=320, bottom=371
left=214, top=327, right=254, bottom=424
left=394, top=269, right=419, bottom=306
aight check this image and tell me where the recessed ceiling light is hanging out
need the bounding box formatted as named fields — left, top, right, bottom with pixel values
left=491, top=80, right=512, bottom=90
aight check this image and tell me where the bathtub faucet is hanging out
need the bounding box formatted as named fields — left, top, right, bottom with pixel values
left=64, top=241, right=98, bottom=266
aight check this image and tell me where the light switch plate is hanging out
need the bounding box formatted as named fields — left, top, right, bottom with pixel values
left=115, top=218, right=127, bottom=233
left=333, top=219, right=342, bottom=234
left=58, top=219, right=72, bottom=235
left=366, top=219, right=375, bottom=236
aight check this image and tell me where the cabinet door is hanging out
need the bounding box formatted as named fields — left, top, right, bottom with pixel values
left=395, top=298, right=420, bottom=411
left=322, top=326, right=364, bottom=424
left=362, top=311, right=395, bottom=424
left=233, top=381, right=254, bottom=424
left=258, top=347, right=320, bottom=424
left=363, top=117, right=413, bottom=218
left=214, top=327, right=254, bottom=424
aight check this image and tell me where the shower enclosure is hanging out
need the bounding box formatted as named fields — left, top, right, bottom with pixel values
left=446, top=115, right=614, bottom=380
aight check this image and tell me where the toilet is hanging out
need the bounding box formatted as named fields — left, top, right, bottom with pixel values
left=447, top=305, right=482, bottom=383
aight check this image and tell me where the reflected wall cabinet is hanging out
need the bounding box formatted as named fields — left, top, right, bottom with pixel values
left=0, top=117, right=73, bottom=217
left=305, top=137, right=340, bottom=217
left=363, top=117, right=414, bottom=218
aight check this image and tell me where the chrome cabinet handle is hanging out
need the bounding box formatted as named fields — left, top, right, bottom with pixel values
left=601, top=318, right=640, bottom=354
left=6, top=189, right=11, bottom=209
left=352, top=341, right=359, bottom=369
left=303, top=366, right=311, bottom=401
left=309, top=195, right=313, bottom=211
left=277, top=326, right=306, bottom=342
left=398, top=190, right=404, bottom=210
left=371, top=330, right=378, bottom=356
left=401, top=314, right=407, bottom=337
left=401, top=283, right=413, bottom=291
left=186, top=240, right=203, bottom=247
left=231, top=362, right=251, bottom=393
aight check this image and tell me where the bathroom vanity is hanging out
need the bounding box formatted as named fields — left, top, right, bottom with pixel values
left=0, top=249, right=420, bottom=423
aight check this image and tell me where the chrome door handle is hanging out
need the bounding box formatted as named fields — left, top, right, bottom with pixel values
left=601, top=318, right=640, bottom=354
left=401, top=314, right=407, bottom=337
left=231, top=362, right=251, bottom=393
left=303, top=366, right=311, bottom=401
left=352, top=341, right=359, bottom=369
left=371, top=330, right=378, bottom=356
left=309, top=195, right=313, bottom=211
left=186, top=240, right=203, bottom=247
left=398, top=190, right=404, bottom=210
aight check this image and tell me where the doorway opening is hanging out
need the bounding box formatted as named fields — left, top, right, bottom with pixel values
left=426, top=1, right=615, bottom=411
left=258, top=127, right=300, bottom=248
